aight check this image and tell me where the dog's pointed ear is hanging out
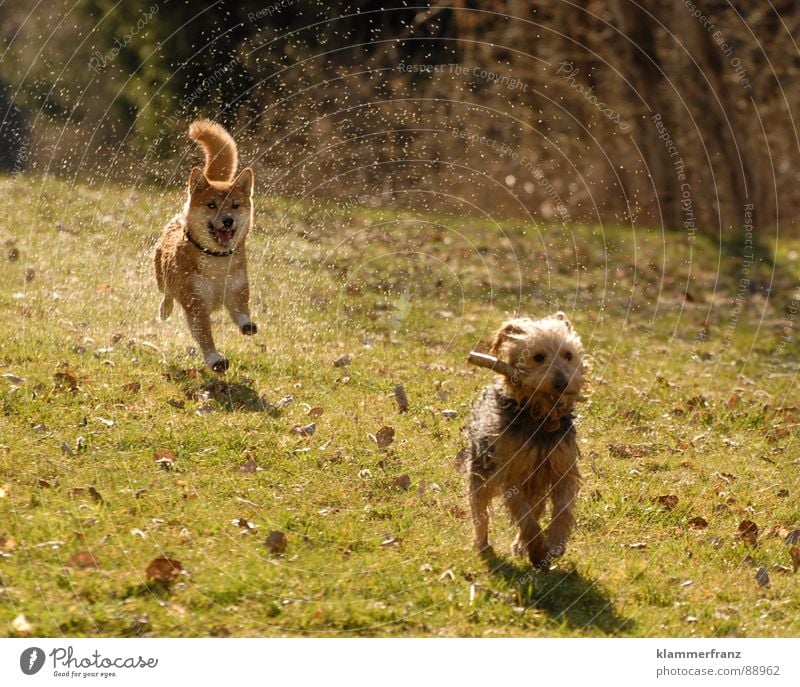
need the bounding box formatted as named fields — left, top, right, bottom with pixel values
left=489, top=321, right=525, bottom=356
left=188, top=167, right=210, bottom=194
left=233, top=167, right=254, bottom=196
left=553, top=311, right=572, bottom=330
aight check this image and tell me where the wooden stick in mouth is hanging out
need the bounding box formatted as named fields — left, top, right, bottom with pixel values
left=467, top=351, right=518, bottom=379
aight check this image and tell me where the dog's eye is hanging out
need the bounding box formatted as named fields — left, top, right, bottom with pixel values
left=564, top=351, right=573, bottom=361
left=533, top=353, right=545, bottom=363
left=207, top=201, right=217, bottom=209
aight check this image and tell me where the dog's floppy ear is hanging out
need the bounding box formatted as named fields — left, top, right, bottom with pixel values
left=233, top=167, right=254, bottom=196
left=489, top=320, right=525, bottom=356
left=188, top=167, right=210, bottom=194
left=553, top=311, right=572, bottom=330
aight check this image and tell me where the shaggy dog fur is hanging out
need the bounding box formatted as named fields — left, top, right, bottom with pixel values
left=465, top=312, right=586, bottom=567
left=154, top=120, right=257, bottom=372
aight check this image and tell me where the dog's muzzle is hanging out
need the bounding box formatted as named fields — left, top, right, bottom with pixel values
left=208, top=215, right=236, bottom=245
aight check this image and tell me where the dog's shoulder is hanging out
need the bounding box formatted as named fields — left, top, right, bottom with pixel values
left=155, top=213, right=199, bottom=274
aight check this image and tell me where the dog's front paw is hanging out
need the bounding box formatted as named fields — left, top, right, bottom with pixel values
left=240, top=322, right=258, bottom=335
left=527, top=538, right=549, bottom=569
left=211, top=358, right=229, bottom=373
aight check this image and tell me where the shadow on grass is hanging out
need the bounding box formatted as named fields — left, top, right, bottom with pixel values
left=164, top=364, right=278, bottom=413
left=480, top=548, right=632, bottom=635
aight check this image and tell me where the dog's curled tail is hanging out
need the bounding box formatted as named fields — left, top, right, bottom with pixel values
left=188, top=119, right=238, bottom=182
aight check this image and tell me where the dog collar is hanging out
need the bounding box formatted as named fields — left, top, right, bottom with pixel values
left=184, top=232, right=236, bottom=257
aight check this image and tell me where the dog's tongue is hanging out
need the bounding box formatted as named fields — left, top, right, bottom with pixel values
left=216, top=229, right=234, bottom=245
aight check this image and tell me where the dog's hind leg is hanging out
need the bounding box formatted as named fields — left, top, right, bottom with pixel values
left=184, top=306, right=228, bottom=373
left=544, top=467, right=579, bottom=559
left=469, top=472, right=492, bottom=551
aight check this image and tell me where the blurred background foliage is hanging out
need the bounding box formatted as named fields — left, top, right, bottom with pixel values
left=1, top=0, right=799, bottom=258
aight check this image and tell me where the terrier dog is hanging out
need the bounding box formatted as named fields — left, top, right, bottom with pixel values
left=465, top=312, right=586, bottom=567
left=154, top=120, right=257, bottom=372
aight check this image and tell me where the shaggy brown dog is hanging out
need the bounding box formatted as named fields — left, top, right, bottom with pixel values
left=154, top=120, right=257, bottom=372
left=464, top=313, right=586, bottom=567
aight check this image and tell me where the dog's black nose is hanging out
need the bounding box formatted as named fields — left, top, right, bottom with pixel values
left=221, top=215, right=234, bottom=228
left=553, top=375, right=568, bottom=393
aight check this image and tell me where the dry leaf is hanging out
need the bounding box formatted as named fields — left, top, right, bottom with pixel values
left=756, top=566, right=770, bottom=588
left=442, top=409, right=458, bottom=420
left=449, top=504, right=467, bottom=519
left=655, top=494, right=679, bottom=510
left=333, top=354, right=351, bottom=367
left=11, top=613, right=32, bottom=635
left=274, top=394, right=294, bottom=409
left=232, top=518, right=256, bottom=531
left=0, top=484, right=8, bottom=499
left=54, top=370, right=79, bottom=391
left=238, top=456, right=258, bottom=474
left=122, top=381, right=141, bottom=393
left=87, top=486, right=103, bottom=503
left=154, top=449, right=176, bottom=470
left=791, top=546, right=800, bottom=573
left=609, top=444, right=647, bottom=459
left=739, top=520, right=759, bottom=548
left=688, top=516, right=709, bottom=529
left=715, top=471, right=736, bottom=482
left=1, top=535, right=18, bottom=552
left=391, top=474, right=411, bottom=491
left=264, top=531, right=287, bottom=554
left=394, top=384, right=408, bottom=412
left=61, top=442, right=73, bottom=457
left=626, top=542, right=648, bottom=549
left=307, top=406, right=325, bottom=418
left=374, top=426, right=395, bottom=449
left=784, top=528, right=800, bottom=546
left=293, top=422, right=316, bottom=436
left=145, top=557, right=184, bottom=583
left=69, top=551, right=99, bottom=569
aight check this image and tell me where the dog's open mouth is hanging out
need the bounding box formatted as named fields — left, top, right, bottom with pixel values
left=208, top=224, right=235, bottom=246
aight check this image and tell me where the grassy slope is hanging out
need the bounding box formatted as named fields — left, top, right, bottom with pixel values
left=1, top=175, right=799, bottom=637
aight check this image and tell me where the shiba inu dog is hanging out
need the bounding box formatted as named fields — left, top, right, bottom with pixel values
left=154, top=120, right=257, bottom=372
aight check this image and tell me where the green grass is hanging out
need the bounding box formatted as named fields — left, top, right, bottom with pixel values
left=1, top=174, right=799, bottom=637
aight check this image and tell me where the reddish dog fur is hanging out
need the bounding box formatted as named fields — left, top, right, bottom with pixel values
left=154, top=120, right=257, bottom=372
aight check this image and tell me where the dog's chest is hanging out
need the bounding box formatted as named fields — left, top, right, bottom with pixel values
left=493, top=432, right=554, bottom=481
left=191, top=257, right=244, bottom=308
left=490, top=412, right=575, bottom=486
